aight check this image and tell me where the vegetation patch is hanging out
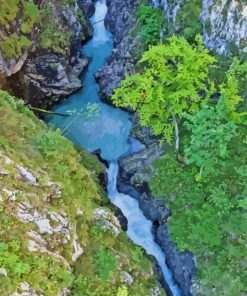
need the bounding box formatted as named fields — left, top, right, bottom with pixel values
left=0, top=90, right=164, bottom=296
left=113, top=35, right=247, bottom=295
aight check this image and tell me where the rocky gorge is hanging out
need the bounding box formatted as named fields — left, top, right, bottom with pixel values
left=1, top=0, right=247, bottom=295
left=95, top=0, right=247, bottom=295
left=0, top=0, right=96, bottom=107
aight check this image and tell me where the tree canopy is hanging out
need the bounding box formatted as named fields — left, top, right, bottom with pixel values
left=112, top=35, right=216, bottom=152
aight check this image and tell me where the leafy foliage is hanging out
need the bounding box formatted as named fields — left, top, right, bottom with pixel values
left=0, top=0, right=20, bottom=26
left=0, top=33, right=32, bottom=59
left=184, top=96, right=237, bottom=178
left=173, top=0, right=202, bottom=41
left=113, top=35, right=215, bottom=145
left=94, top=246, right=117, bottom=281
left=36, top=129, right=71, bottom=158
left=148, top=47, right=247, bottom=294
left=21, top=1, right=39, bottom=34
left=117, top=286, right=128, bottom=296
left=138, top=2, right=164, bottom=45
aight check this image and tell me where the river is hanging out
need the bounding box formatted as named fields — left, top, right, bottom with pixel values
left=46, top=1, right=181, bottom=295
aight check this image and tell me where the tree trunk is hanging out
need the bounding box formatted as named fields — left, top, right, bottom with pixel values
left=172, top=114, right=180, bottom=155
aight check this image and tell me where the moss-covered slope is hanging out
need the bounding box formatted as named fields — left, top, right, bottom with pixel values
left=0, top=90, right=164, bottom=296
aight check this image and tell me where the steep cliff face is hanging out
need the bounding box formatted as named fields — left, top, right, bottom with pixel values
left=149, top=0, right=184, bottom=24
left=96, top=0, right=143, bottom=102
left=0, top=0, right=93, bottom=107
left=202, top=0, right=247, bottom=54
left=150, top=0, right=247, bottom=55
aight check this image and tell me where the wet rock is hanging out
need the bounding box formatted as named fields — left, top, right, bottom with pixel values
left=118, top=142, right=165, bottom=185
left=2, top=0, right=93, bottom=107
left=114, top=207, right=128, bottom=231
left=156, top=224, right=196, bottom=296
left=9, top=53, right=88, bottom=108
left=117, top=133, right=195, bottom=295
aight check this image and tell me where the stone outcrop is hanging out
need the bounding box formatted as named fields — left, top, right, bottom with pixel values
left=201, top=0, right=247, bottom=54
left=78, top=0, right=95, bottom=17
left=95, top=0, right=145, bottom=102
left=150, top=0, right=247, bottom=55
left=1, top=0, right=93, bottom=107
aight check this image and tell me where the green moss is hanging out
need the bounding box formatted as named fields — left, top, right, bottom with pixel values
left=0, top=33, right=32, bottom=59
left=0, top=0, right=39, bottom=59
left=0, top=0, right=20, bottom=27
left=21, top=1, right=39, bottom=34
left=39, top=4, right=72, bottom=54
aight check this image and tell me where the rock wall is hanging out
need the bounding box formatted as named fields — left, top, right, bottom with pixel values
left=149, top=0, right=184, bottom=24
left=96, top=0, right=145, bottom=102
left=0, top=0, right=93, bottom=107
left=201, top=0, right=247, bottom=54
left=150, top=0, right=247, bottom=55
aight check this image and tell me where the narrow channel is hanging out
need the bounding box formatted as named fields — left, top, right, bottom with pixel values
left=46, top=1, right=181, bottom=295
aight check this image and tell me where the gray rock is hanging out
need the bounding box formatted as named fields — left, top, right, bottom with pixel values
left=16, top=165, right=37, bottom=185
left=151, top=0, right=247, bottom=55
left=201, top=0, right=247, bottom=54
left=120, top=271, right=134, bottom=285
left=93, top=208, right=121, bottom=236
left=156, top=224, right=196, bottom=296
left=10, top=53, right=88, bottom=108
left=96, top=0, right=145, bottom=103
left=78, top=0, right=95, bottom=17
left=0, top=268, right=8, bottom=277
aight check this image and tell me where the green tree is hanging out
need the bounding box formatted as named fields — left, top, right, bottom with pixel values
left=94, top=246, right=116, bottom=281
left=184, top=96, right=238, bottom=178
left=112, top=35, right=215, bottom=154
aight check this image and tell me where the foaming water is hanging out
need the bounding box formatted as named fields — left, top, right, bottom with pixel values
left=46, top=0, right=181, bottom=294
left=107, top=161, right=181, bottom=296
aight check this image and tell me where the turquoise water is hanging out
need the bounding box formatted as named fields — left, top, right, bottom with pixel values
left=46, top=0, right=132, bottom=161
left=47, top=1, right=181, bottom=295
